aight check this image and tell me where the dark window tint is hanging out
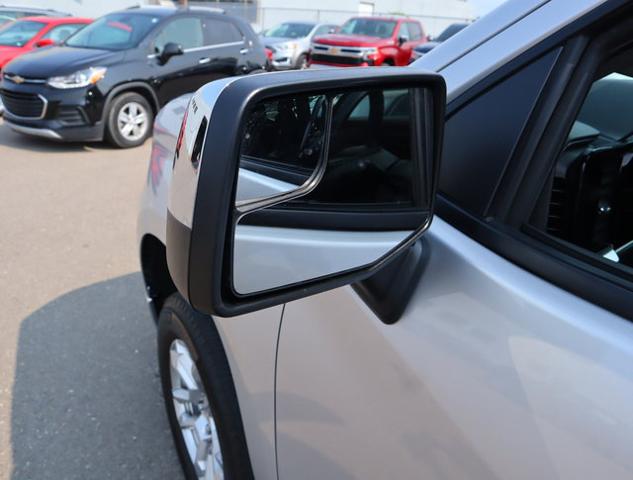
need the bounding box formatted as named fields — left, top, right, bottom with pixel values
left=204, top=19, right=242, bottom=45
left=43, top=23, right=85, bottom=43
left=440, top=50, right=560, bottom=214
left=530, top=71, right=633, bottom=271
left=154, top=17, right=203, bottom=51
left=0, top=20, right=44, bottom=47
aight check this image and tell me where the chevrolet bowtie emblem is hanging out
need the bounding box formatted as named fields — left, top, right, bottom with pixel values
left=8, top=75, right=25, bottom=84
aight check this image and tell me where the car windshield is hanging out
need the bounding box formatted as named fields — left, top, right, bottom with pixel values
left=65, top=13, right=160, bottom=50
left=264, top=23, right=313, bottom=39
left=436, top=23, right=467, bottom=42
left=339, top=18, right=396, bottom=39
left=0, top=20, right=45, bottom=47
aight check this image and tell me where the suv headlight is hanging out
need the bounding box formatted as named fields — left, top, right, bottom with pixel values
left=278, top=42, right=298, bottom=51
left=47, top=67, right=107, bottom=89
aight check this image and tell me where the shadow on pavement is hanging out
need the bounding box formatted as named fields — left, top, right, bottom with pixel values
left=11, top=273, right=183, bottom=480
left=0, top=120, right=114, bottom=153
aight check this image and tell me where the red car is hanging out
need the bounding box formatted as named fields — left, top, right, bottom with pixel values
left=309, top=16, right=427, bottom=67
left=0, top=16, right=91, bottom=72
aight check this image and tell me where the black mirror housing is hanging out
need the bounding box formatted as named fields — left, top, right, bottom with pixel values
left=166, top=68, right=446, bottom=317
left=398, top=35, right=409, bottom=45
left=159, top=42, right=184, bottom=64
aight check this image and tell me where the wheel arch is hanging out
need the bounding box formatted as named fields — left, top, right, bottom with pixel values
left=140, top=234, right=177, bottom=322
left=105, top=82, right=160, bottom=117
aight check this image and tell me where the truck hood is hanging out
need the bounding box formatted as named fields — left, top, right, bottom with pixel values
left=3, top=46, right=125, bottom=78
left=312, top=34, right=393, bottom=47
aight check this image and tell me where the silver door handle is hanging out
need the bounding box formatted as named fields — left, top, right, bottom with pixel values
left=239, top=48, right=249, bottom=55
left=198, top=57, right=211, bottom=64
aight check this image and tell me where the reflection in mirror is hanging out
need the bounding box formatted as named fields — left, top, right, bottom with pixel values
left=233, top=87, right=424, bottom=295
left=235, top=93, right=328, bottom=206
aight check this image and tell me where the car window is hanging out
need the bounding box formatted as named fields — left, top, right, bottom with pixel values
left=204, top=18, right=242, bottom=45
left=530, top=69, right=633, bottom=271
left=339, top=18, right=397, bottom=39
left=154, top=17, right=204, bottom=52
left=398, top=22, right=410, bottom=40
left=0, top=20, right=45, bottom=47
left=436, top=23, right=467, bottom=42
left=42, top=23, right=85, bottom=43
left=407, top=22, right=423, bottom=40
left=314, top=25, right=333, bottom=36
left=66, top=12, right=160, bottom=50
left=264, top=23, right=313, bottom=39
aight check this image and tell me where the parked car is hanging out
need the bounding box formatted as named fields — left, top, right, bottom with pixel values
left=0, top=6, right=266, bottom=148
left=261, top=21, right=337, bottom=70
left=0, top=16, right=91, bottom=72
left=0, top=5, right=69, bottom=27
left=409, top=21, right=469, bottom=62
left=309, top=16, right=426, bottom=67
left=139, top=0, right=633, bottom=478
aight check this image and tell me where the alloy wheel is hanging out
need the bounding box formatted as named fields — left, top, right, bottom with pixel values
left=117, top=101, right=148, bottom=142
left=169, top=339, right=224, bottom=480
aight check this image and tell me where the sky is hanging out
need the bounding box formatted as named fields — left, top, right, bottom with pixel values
left=469, top=0, right=508, bottom=16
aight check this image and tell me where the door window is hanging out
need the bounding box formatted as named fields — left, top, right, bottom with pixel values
left=154, top=17, right=204, bottom=52
left=530, top=63, right=633, bottom=271
left=203, top=19, right=242, bottom=46
left=42, top=23, right=85, bottom=43
left=407, top=22, right=423, bottom=41
left=398, top=22, right=410, bottom=41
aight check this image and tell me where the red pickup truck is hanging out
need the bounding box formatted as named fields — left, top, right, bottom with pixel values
left=309, top=16, right=427, bottom=67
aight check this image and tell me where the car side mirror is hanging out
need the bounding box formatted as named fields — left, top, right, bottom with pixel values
left=398, top=35, right=409, bottom=46
left=159, top=42, right=183, bottom=64
left=35, top=38, right=55, bottom=48
left=166, top=68, right=446, bottom=317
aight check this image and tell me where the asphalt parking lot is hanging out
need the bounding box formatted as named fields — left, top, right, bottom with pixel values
left=0, top=119, right=183, bottom=479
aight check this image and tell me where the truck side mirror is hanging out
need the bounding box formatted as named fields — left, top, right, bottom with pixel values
left=166, top=68, right=446, bottom=317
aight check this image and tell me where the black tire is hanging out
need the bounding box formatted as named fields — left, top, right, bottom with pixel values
left=105, top=92, right=153, bottom=148
left=295, top=53, right=308, bottom=69
left=158, top=293, right=254, bottom=480
left=381, top=59, right=394, bottom=66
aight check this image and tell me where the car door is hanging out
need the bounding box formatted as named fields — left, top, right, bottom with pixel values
left=150, top=16, right=207, bottom=105
left=275, top=6, right=633, bottom=480
left=394, top=22, right=418, bottom=65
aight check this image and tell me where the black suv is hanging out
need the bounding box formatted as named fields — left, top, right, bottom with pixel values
left=0, top=6, right=267, bottom=147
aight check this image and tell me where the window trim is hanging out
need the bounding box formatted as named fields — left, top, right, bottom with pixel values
left=437, top=0, right=633, bottom=321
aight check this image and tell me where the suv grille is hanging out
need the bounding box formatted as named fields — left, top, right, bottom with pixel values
left=310, top=53, right=364, bottom=65
left=0, top=90, right=46, bottom=118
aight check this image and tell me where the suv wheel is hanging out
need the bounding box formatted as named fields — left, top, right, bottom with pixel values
left=295, top=53, right=308, bottom=69
left=158, top=293, right=254, bottom=480
left=106, top=92, right=153, bottom=148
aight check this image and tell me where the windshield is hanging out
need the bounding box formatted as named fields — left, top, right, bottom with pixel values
left=0, top=20, right=44, bottom=47
left=436, top=23, right=467, bottom=42
left=264, top=23, right=313, bottom=39
left=339, top=18, right=396, bottom=39
left=66, top=13, right=160, bottom=50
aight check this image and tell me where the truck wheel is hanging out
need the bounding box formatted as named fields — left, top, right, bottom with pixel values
left=157, top=293, right=254, bottom=480
left=105, top=92, right=153, bottom=148
left=381, top=59, right=394, bottom=66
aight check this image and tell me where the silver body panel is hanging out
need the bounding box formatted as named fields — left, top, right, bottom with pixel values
left=137, top=0, right=632, bottom=477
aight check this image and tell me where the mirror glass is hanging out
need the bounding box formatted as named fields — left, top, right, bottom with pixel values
left=235, top=93, right=328, bottom=206
left=233, top=86, right=425, bottom=295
